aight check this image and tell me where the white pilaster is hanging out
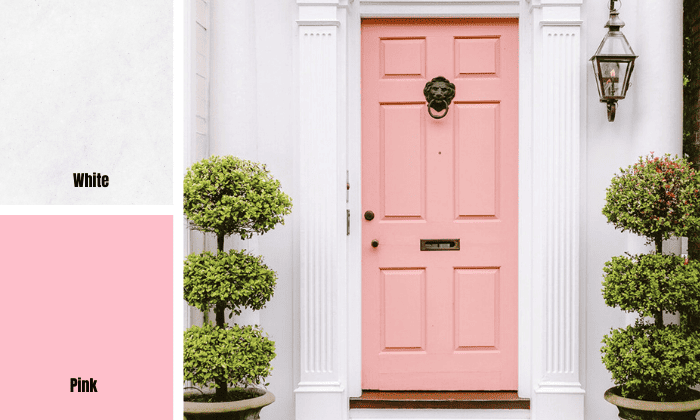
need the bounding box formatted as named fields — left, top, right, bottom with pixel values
left=295, top=1, right=349, bottom=419
left=529, top=1, right=585, bottom=419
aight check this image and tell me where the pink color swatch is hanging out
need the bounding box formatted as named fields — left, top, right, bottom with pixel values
left=0, top=216, right=173, bottom=419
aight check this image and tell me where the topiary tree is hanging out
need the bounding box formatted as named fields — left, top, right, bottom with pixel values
left=601, top=153, right=700, bottom=402
left=183, top=156, right=292, bottom=402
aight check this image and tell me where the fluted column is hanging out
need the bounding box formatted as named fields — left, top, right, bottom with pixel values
left=295, top=1, right=348, bottom=419
left=529, top=1, right=585, bottom=419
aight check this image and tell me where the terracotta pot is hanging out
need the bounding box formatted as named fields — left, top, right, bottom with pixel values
left=604, top=387, right=700, bottom=420
left=184, top=388, right=275, bottom=420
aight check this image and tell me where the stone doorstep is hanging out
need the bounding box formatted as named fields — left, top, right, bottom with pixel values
left=349, top=391, right=530, bottom=410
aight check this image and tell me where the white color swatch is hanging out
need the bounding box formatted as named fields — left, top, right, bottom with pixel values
left=0, top=0, right=173, bottom=204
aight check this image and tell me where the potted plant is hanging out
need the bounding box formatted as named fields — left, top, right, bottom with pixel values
left=601, top=153, right=700, bottom=420
left=182, top=155, right=292, bottom=420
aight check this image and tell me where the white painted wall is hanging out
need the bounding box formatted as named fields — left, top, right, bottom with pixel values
left=205, top=1, right=298, bottom=419
left=584, top=1, right=683, bottom=420
left=195, top=1, right=685, bottom=419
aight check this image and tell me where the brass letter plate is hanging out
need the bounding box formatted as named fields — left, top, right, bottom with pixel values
left=420, top=239, right=460, bottom=251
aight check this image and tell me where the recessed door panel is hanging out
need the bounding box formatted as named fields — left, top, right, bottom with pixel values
left=455, top=268, right=499, bottom=349
left=381, top=104, right=424, bottom=218
left=455, top=103, right=498, bottom=218
left=456, top=37, right=499, bottom=76
left=362, top=18, right=518, bottom=391
left=382, top=38, right=426, bottom=77
left=381, top=269, right=426, bottom=350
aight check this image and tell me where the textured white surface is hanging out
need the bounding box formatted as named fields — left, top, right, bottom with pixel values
left=0, top=1, right=172, bottom=204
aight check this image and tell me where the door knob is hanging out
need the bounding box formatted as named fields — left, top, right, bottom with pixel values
left=364, top=210, right=375, bottom=221
left=371, top=239, right=379, bottom=248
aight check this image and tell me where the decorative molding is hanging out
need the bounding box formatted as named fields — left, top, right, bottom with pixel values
left=295, top=381, right=344, bottom=391
left=359, top=1, right=519, bottom=17
left=540, top=20, right=582, bottom=26
left=297, top=19, right=341, bottom=26
left=537, top=381, right=585, bottom=392
left=360, top=0, right=518, bottom=4
left=298, top=1, right=341, bottom=4
left=529, top=1, right=583, bottom=7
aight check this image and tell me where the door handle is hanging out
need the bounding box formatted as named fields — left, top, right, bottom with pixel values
left=371, top=239, right=379, bottom=248
left=364, top=210, right=375, bottom=221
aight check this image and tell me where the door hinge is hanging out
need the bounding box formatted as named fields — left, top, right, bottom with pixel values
left=346, top=170, right=350, bottom=235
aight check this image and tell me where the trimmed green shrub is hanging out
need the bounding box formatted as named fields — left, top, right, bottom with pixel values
left=603, top=254, right=700, bottom=319
left=184, top=250, right=276, bottom=316
left=183, top=155, right=292, bottom=240
left=184, top=323, right=276, bottom=390
left=602, top=153, right=700, bottom=243
left=601, top=153, right=700, bottom=402
left=183, top=156, right=291, bottom=402
left=601, top=322, right=700, bottom=402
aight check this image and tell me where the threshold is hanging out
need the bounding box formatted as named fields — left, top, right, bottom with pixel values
left=349, top=390, right=530, bottom=410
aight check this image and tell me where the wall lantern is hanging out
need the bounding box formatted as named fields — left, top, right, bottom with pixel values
left=590, top=0, right=637, bottom=122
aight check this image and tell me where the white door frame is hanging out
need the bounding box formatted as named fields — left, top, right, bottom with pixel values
left=294, top=1, right=586, bottom=419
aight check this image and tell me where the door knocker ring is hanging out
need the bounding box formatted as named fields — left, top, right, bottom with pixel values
left=424, top=76, right=456, bottom=120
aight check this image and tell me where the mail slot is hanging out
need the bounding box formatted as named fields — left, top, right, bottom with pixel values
left=420, top=239, right=460, bottom=251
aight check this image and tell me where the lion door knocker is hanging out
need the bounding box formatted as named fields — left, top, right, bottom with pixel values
left=423, top=76, right=456, bottom=120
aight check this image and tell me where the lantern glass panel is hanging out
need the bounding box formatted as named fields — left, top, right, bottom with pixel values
left=597, top=31, right=635, bottom=56
left=594, top=59, right=633, bottom=99
left=591, top=29, right=637, bottom=101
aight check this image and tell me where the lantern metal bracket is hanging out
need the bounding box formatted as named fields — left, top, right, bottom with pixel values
left=609, top=0, right=620, bottom=13
left=606, top=100, right=616, bottom=122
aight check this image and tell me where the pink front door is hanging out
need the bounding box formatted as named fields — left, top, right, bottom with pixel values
left=361, top=19, right=518, bottom=391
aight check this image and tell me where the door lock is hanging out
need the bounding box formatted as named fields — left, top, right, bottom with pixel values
left=364, top=210, right=375, bottom=221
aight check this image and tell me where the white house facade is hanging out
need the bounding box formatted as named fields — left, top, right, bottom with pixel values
left=183, top=1, right=686, bottom=420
